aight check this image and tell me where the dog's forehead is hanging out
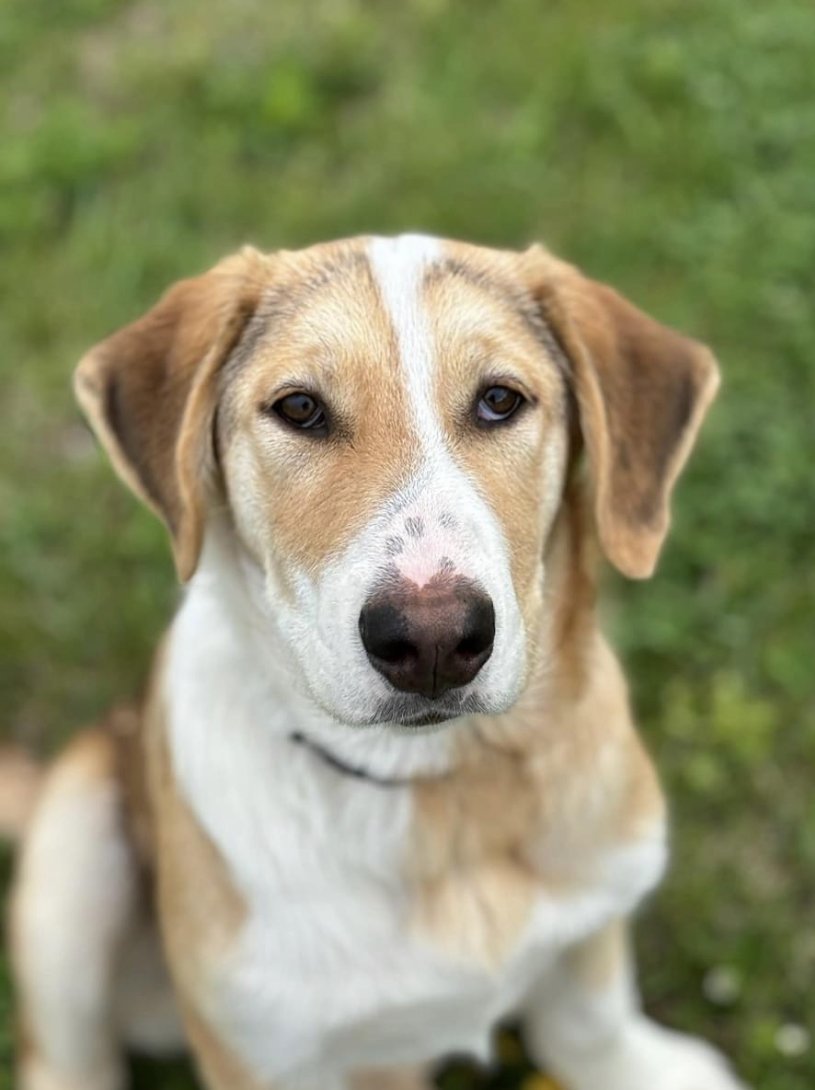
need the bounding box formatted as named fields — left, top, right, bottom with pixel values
left=232, top=234, right=541, bottom=384
left=275, top=232, right=525, bottom=297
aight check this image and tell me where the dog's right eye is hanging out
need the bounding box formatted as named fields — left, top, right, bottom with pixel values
left=270, top=392, right=329, bottom=435
left=475, top=385, right=525, bottom=426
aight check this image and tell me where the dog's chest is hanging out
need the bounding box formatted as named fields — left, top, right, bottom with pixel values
left=198, top=753, right=662, bottom=1085
left=204, top=765, right=484, bottom=1077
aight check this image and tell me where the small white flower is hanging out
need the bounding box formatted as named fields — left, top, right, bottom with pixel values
left=702, top=965, right=741, bottom=1005
left=775, top=1023, right=811, bottom=1058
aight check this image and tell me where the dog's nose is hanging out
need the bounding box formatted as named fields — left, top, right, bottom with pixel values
left=359, top=581, right=495, bottom=700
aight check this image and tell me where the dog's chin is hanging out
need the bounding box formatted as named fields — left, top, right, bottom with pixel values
left=313, top=689, right=519, bottom=732
left=383, top=708, right=463, bottom=732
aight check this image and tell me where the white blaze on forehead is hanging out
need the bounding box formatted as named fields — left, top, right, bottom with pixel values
left=367, top=235, right=507, bottom=597
left=368, top=235, right=463, bottom=587
left=368, top=234, right=443, bottom=452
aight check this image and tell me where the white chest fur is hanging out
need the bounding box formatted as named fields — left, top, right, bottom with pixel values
left=166, top=574, right=666, bottom=1088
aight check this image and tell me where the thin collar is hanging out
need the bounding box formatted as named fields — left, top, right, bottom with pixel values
left=290, top=731, right=417, bottom=788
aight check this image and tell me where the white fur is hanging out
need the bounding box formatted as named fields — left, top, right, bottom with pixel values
left=166, top=545, right=669, bottom=1088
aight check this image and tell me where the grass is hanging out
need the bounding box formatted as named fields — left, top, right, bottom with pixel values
left=1, top=0, right=814, bottom=1087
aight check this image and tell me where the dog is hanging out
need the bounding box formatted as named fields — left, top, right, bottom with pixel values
left=7, top=234, right=748, bottom=1090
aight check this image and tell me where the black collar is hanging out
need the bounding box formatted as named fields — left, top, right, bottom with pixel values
left=290, top=731, right=416, bottom=788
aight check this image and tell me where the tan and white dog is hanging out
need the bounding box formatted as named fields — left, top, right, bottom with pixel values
left=8, top=235, right=747, bottom=1090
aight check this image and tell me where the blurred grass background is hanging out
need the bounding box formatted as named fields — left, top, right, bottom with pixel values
left=1, top=0, right=814, bottom=1087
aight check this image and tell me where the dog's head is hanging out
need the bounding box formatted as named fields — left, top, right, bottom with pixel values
left=75, top=236, right=718, bottom=727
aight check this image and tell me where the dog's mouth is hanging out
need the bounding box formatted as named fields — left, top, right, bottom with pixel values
left=394, top=710, right=458, bottom=729
left=373, top=692, right=488, bottom=730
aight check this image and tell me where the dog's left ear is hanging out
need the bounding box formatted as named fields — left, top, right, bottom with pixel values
left=520, top=245, right=720, bottom=579
left=74, top=247, right=270, bottom=581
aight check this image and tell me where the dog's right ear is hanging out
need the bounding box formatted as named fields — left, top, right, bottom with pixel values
left=74, top=248, right=270, bottom=581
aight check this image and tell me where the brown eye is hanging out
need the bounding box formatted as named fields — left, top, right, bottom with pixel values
left=272, top=392, right=328, bottom=434
left=476, top=385, right=524, bottom=425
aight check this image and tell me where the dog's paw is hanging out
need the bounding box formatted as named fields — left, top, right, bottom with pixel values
left=554, top=1017, right=749, bottom=1090
left=634, top=1024, right=748, bottom=1090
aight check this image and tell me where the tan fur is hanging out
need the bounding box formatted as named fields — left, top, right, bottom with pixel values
left=108, top=704, right=154, bottom=866
left=561, top=916, right=628, bottom=993
left=350, top=1066, right=434, bottom=1090
left=181, top=1003, right=265, bottom=1090
left=0, top=747, right=43, bottom=840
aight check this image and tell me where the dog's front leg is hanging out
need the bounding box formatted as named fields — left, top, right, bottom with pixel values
left=522, top=919, right=748, bottom=1090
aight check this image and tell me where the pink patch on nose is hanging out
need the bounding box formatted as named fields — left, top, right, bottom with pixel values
left=392, top=533, right=462, bottom=588
left=385, top=508, right=466, bottom=587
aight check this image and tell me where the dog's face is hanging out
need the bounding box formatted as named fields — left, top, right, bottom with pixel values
left=75, top=235, right=719, bottom=727
left=215, top=237, right=570, bottom=725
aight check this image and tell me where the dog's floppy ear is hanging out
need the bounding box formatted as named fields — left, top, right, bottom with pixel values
left=74, top=247, right=270, bottom=581
left=521, top=245, right=720, bottom=579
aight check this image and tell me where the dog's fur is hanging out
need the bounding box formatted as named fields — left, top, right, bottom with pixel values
left=8, top=235, right=747, bottom=1090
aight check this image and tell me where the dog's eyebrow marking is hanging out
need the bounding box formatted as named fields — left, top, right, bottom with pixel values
left=405, top=517, right=424, bottom=538
left=223, top=247, right=371, bottom=380
left=269, top=248, right=371, bottom=319
left=216, top=246, right=373, bottom=444
left=425, top=257, right=571, bottom=379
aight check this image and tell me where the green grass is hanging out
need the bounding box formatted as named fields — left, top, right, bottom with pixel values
left=1, top=0, right=814, bottom=1087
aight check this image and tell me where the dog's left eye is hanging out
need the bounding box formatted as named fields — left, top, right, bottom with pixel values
left=476, top=386, right=525, bottom=425
left=272, top=393, right=328, bottom=434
